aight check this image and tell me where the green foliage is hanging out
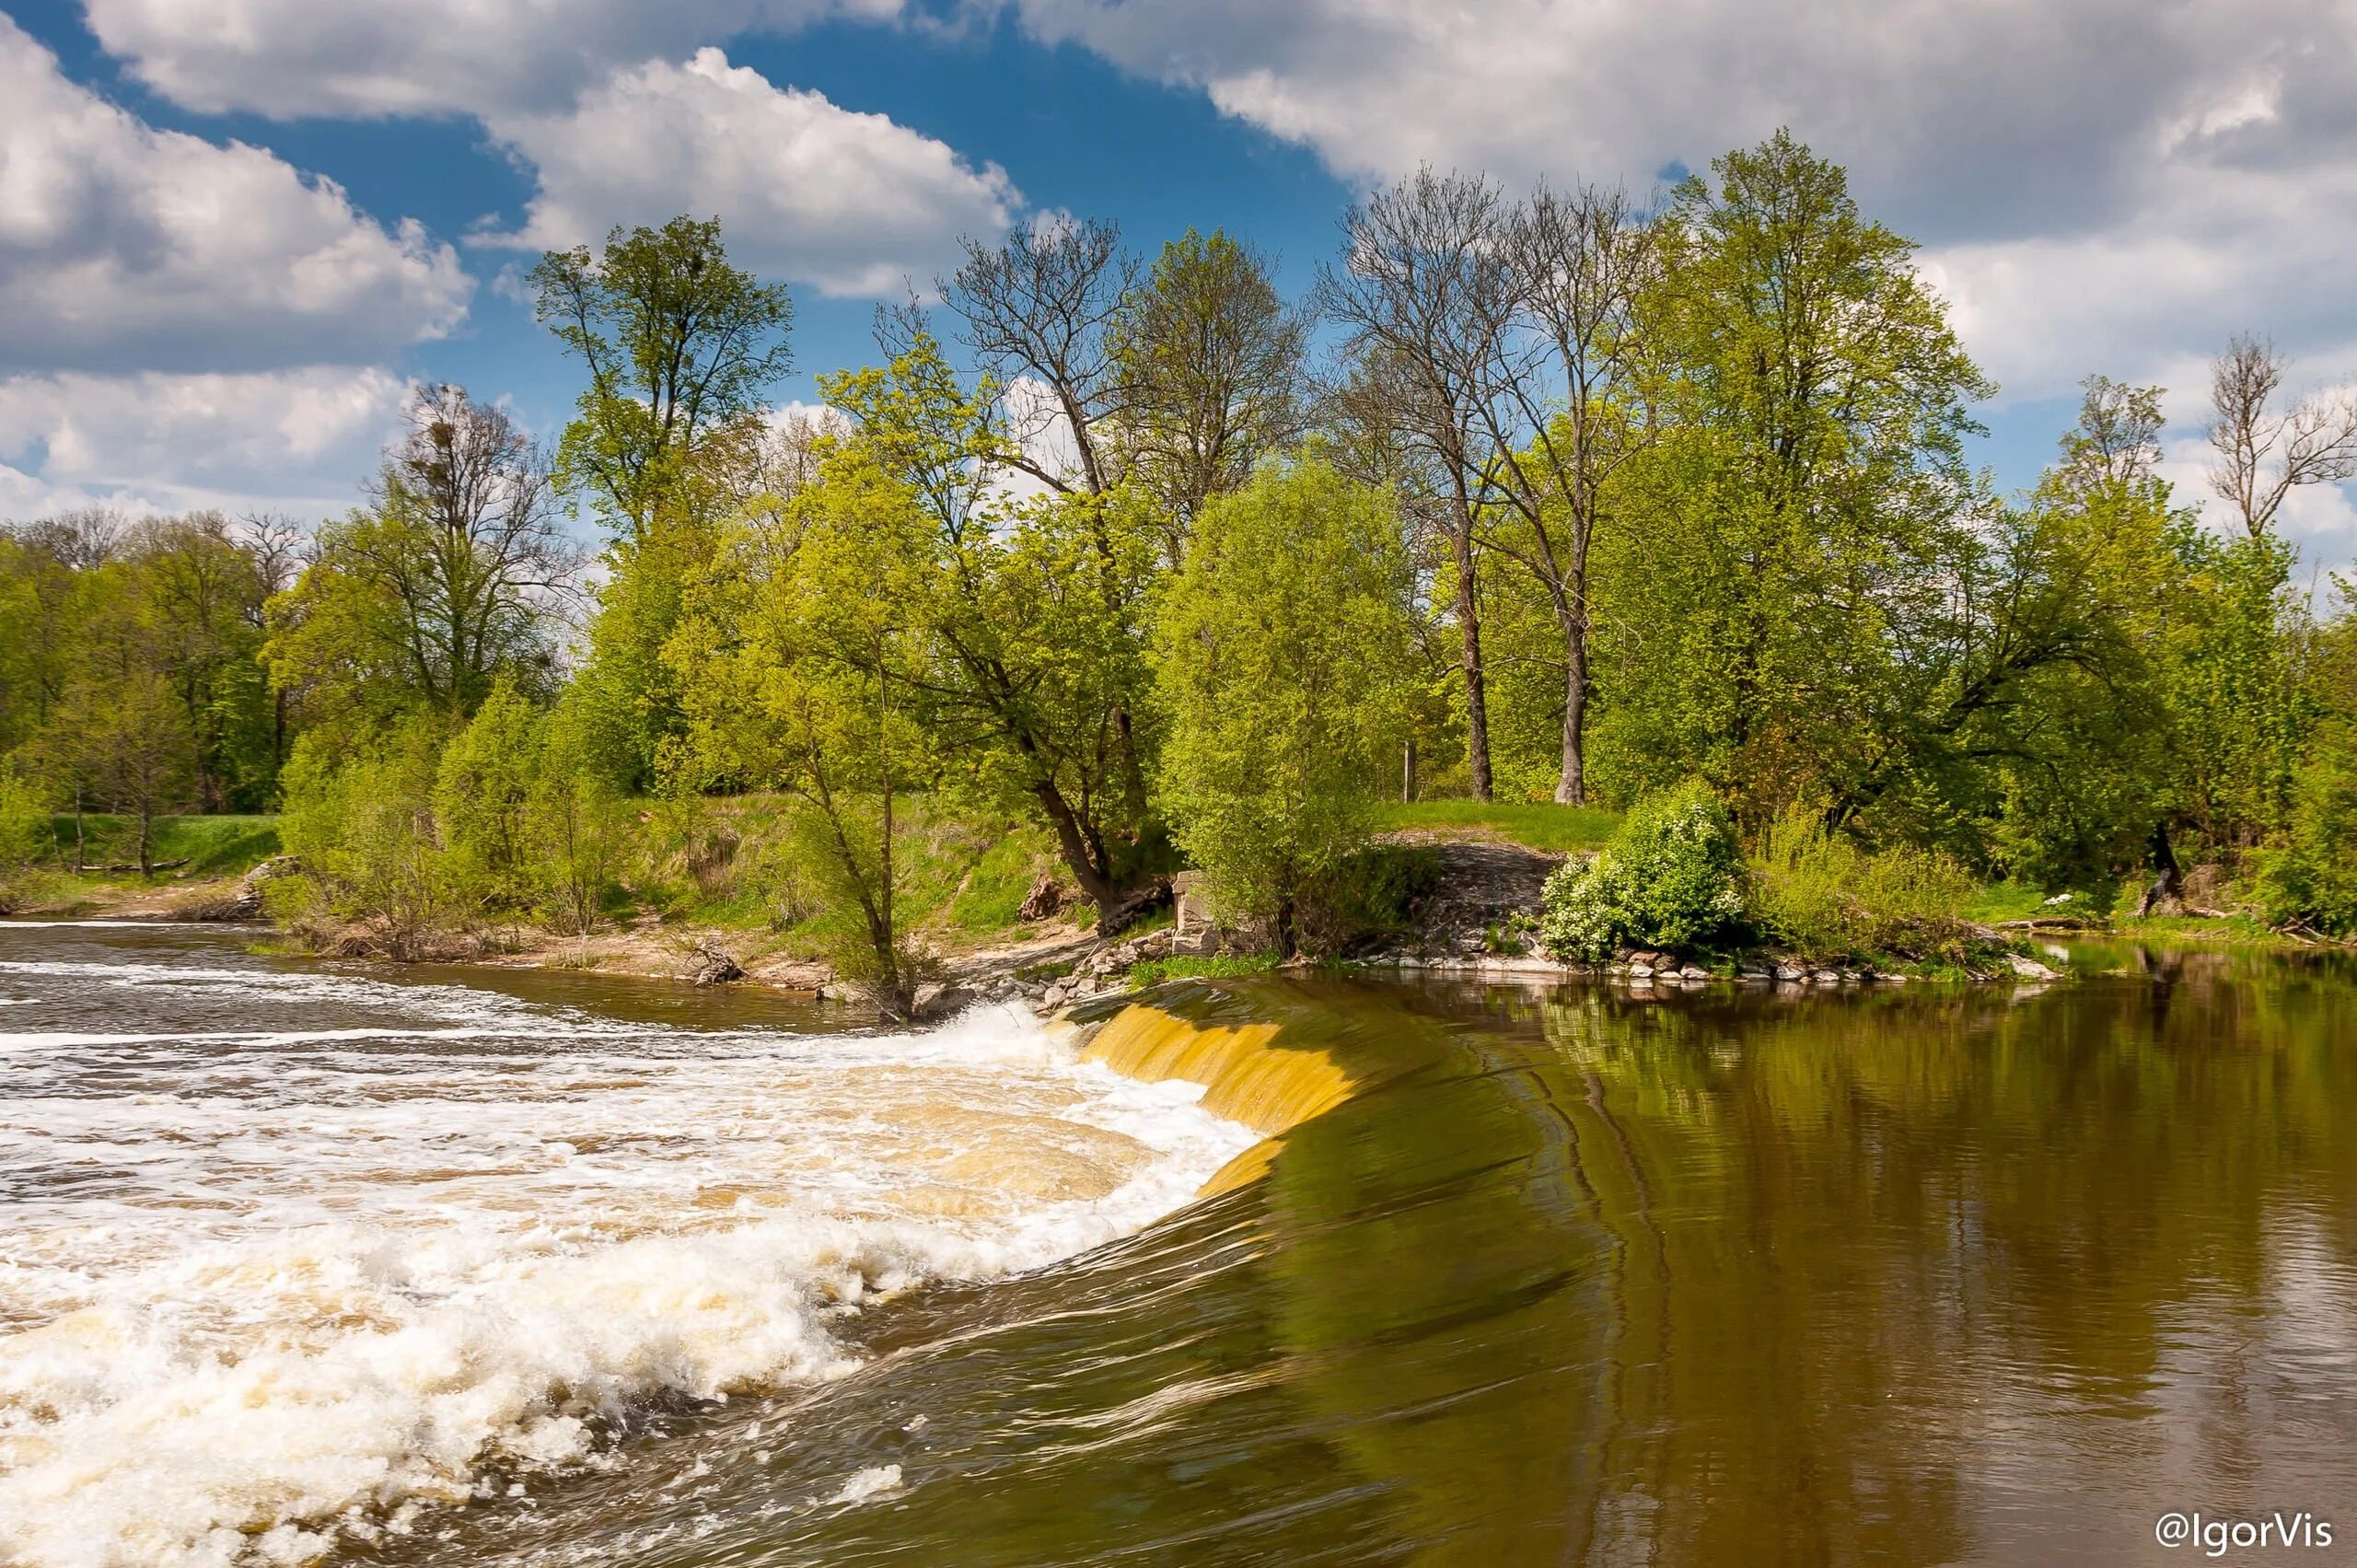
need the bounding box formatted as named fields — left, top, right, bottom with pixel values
left=1538, top=782, right=1745, bottom=960
left=1155, top=459, right=1415, bottom=953
left=533, top=218, right=794, bottom=789
left=1109, top=227, right=1306, bottom=543
left=433, top=679, right=541, bottom=912
left=2251, top=733, right=2357, bottom=935
left=278, top=720, right=453, bottom=957
left=1596, top=132, right=1993, bottom=819
left=1747, top=801, right=1979, bottom=963
left=1127, top=953, right=1283, bottom=989
left=0, top=765, right=52, bottom=904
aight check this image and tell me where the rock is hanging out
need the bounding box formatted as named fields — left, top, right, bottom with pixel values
left=1774, top=963, right=1807, bottom=982
left=1042, top=982, right=1069, bottom=1010
left=2005, top=952, right=2059, bottom=981
left=912, top=981, right=975, bottom=1018
left=689, top=939, right=744, bottom=986
left=1016, top=873, right=1065, bottom=922
left=1678, top=964, right=1710, bottom=981
left=1170, top=924, right=1219, bottom=958
left=1629, top=963, right=1655, bottom=979
left=1812, top=970, right=1841, bottom=984
left=1134, top=929, right=1173, bottom=960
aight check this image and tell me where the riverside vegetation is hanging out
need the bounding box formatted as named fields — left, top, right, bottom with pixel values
left=4, top=134, right=2356, bottom=1012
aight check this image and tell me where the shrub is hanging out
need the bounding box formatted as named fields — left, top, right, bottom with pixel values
left=0, top=766, right=53, bottom=909
left=2251, top=740, right=2357, bottom=936
left=1748, top=800, right=1978, bottom=962
left=1295, top=842, right=1442, bottom=956
left=1538, top=781, right=1745, bottom=960
left=1155, top=459, right=1416, bottom=955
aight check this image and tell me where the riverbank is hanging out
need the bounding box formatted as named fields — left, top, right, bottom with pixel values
left=14, top=810, right=2336, bottom=1014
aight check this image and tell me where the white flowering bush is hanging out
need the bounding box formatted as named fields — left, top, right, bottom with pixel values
left=1538, top=781, right=1747, bottom=960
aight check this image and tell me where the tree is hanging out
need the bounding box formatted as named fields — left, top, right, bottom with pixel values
left=943, top=216, right=1133, bottom=499
left=673, top=447, right=938, bottom=1019
left=671, top=326, right=1168, bottom=925
left=130, top=512, right=280, bottom=809
left=1600, top=130, right=1993, bottom=819
left=530, top=216, right=795, bottom=543
left=2207, top=334, right=2357, bottom=539
left=1155, top=459, right=1414, bottom=954
left=267, top=385, right=578, bottom=727
left=1109, top=228, right=1307, bottom=553
left=1479, top=181, right=1660, bottom=804
left=1322, top=169, right=1509, bottom=800
left=52, top=672, right=196, bottom=876
left=532, top=217, right=793, bottom=786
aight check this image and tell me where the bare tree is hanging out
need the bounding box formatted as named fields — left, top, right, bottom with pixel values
left=14, top=506, right=129, bottom=569
left=1470, top=181, right=1659, bottom=804
left=1320, top=168, right=1511, bottom=801
left=2207, top=333, right=2357, bottom=538
left=942, top=215, right=1136, bottom=498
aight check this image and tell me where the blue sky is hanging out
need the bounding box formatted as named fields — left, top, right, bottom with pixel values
left=3, top=0, right=2353, bottom=580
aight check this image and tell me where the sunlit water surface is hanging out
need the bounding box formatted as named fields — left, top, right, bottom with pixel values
left=6, top=927, right=2357, bottom=1566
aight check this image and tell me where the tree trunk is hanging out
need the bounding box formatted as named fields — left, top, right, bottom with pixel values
left=1452, top=516, right=1492, bottom=802
left=1033, top=781, right=1122, bottom=914
left=2136, top=820, right=2184, bottom=918
left=1402, top=738, right=1418, bottom=804
left=136, top=799, right=154, bottom=877
left=1555, top=603, right=1589, bottom=807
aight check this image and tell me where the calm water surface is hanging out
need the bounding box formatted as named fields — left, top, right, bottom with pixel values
left=5, top=924, right=2356, bottom=1566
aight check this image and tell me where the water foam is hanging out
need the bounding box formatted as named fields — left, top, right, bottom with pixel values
left=0, top=943, right=1255, bottom=1568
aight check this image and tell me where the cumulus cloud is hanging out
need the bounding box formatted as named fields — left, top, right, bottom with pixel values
left=0, top=366, right=410, bottom=519
left=1011, top=0, right=2357, bottom=400
left=82, top=0, right=905, bottom=119
left=0, top=17, right=471, bottom=376
left=478, top=49, right=1020, bottom=296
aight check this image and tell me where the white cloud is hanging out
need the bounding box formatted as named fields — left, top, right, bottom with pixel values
left=82, top=0, right=905, bottom=120
left=0, top=366, right=409, bottom=519
left=479, top=49, right=1020, bottom=296
left=0, top=17, right=471, bottom=375
left=1011, top=0, right=2357, bottom=401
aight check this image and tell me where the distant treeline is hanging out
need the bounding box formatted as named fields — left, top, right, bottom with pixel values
left=4, top=131, right=2352, bottom=1003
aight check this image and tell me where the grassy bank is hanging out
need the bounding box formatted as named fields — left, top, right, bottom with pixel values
left=1376, top=799, right=1620, bottom=854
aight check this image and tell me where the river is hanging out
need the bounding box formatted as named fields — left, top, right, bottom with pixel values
left=4, top=924, right=2356, bottom=1565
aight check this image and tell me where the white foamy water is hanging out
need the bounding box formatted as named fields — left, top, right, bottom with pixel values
left=0, top=931, right=1252, bottom=1568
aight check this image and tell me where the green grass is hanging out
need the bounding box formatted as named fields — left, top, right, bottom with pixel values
left=1127, top=953, right=1282, bottom=988
left=41, top=813, right=281, bottom=877
left=1962, top=880, right=2101, bottom=923
left=945, top=825, right=1057, bottom=933
left=1376, top=798, right=1620, bottom=854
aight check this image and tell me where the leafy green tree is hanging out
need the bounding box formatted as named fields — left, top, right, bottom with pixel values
left=672, top=447, right=937, bottom=1018
left=1109, top=227, right=1307, bottom=553
left=1598, top=131, right=1993, bottom=817
left=433, top=677, right=541, bottom=913
left=532, top=218, right=794, bottom=787
left=2253, top=582, right=2357, bottom=933
left=268, top=386, right=575, bottom=732
left=696, top=326, right=1167, bottom=922
left=1154, top=459, right=1415, bottom=954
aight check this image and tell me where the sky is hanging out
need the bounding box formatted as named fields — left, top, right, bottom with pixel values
left=3, top=0, right=2354, bottom=581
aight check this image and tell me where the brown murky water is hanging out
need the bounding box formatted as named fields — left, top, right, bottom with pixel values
left=7, top=926, right=2357, bottom=1565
